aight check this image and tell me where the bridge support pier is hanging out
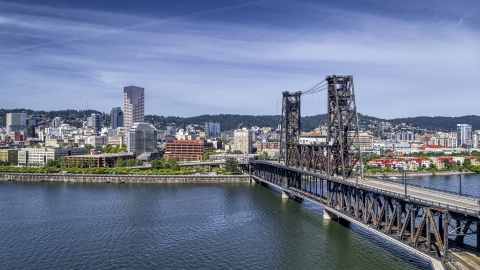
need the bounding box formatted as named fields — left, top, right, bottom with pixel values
left=323, top=209, right=339, bottom=220
left=282, top=191, right=289, bottom=199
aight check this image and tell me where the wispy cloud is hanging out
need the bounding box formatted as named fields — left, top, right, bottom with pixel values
left=0, top=0, right=479, bottom=119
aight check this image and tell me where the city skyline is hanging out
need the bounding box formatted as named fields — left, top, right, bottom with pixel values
left=0, top=0, right=479, bottom=118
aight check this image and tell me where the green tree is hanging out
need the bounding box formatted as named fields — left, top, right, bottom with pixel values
left=203, top=151, right=217, bottom=161
left=85, top=144, right=94, bottom=153
left=444, top=159, right=453, bottom=170
left=116, top=157, right=126, bottom=167
left=463, top=158, right=472, bottom=167
left=62, top=142, right=69, bottom=147
left=166, top=158, right=179, bottom=170
left=150, top=159, right=164, bottom=169
left=225, top=158, right=240, bottom=174
left=44, top=159, right=61, bottom=168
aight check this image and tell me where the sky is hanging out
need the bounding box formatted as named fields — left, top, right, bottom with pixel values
left=0, top=0, right=479, bottom=119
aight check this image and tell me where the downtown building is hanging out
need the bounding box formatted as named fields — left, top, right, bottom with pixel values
left=233, top=128, right=253, bottom=154
left=127, top=123, right=157, bottom=157
left=18, top=147, right=88, bottom=166
left=110, top=107, right=124, bottom=129
left=164, top=140, right=213, bottom=161
left=6, top=113, right=28, bottom=136
left=205, top=122, right=220, bottom=138
left=457, top=124, right=472, bottom=148
left=123, top=86, right=145, bottom=131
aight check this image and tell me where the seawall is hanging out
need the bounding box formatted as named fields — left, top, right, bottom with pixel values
left=0, top=172, right=250, bottom=183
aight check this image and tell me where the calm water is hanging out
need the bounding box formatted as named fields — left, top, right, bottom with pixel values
left=407, top=173, right=480, bottom=198
left=0, top=181, right=432, bottom=270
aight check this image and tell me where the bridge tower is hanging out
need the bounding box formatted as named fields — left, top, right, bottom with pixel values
left=326, top=75, right=360, bottom=179
left=279, top=91, right=301, bottom=166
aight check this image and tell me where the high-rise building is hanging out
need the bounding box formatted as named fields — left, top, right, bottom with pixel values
left=110, top=107, right=124, bottom=129
left=127, top=123, right=157, bottom=156
left=6, top=113, right=27, bottom=134
left=205, top=122, right=220, bottom=138
left=123, top=86, right=145, bottom=131
left=457, top=124, right=472, bottom=148
left=394, top=132, right=415, bottom=142
left=52, top=117, right=63, bottom=128
left=233, top=128, right=252, bottom=153
left=91, top=113, right=102, bottom=133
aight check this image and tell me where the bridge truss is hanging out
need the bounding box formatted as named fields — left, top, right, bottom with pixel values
left=280, top=75, right=360, bottom=179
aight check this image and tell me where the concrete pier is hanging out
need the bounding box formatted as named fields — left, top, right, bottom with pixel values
left=282, top=191, right=289, bottom=199
left=323, top=210, right=339, bottom=220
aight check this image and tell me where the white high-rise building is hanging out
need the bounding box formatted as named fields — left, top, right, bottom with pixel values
left=6, top=113, right=27, bottom=134
left=457, top=124, right=472, bottom=148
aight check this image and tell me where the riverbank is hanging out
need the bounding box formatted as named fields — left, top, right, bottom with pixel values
left=0, top=172, right=250, bottom=183
left=364, top=170, right=476, bottom=178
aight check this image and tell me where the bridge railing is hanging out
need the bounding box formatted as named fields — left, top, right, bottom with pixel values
left=356, top=183, right=480, bottom=216
left=373, top=177, right=478, bottom=199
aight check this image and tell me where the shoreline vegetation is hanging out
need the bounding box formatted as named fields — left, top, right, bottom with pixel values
left=0, top=158, right=244, bottom=176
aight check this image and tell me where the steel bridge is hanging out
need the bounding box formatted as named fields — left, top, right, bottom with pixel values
left=248, top=75, right=480, bottom=270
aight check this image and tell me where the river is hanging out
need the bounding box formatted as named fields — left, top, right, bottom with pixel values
left=407, top=173, right=480, bottom=198
left=0, top=180, right=435, bottom=269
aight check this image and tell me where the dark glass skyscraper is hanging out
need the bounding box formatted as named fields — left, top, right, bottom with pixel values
left=110, top=107, right=124, bottom=129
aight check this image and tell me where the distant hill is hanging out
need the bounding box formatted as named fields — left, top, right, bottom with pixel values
left=1, top=108, right=479, bottom=133
left=388, top=115, right=480, bottom=132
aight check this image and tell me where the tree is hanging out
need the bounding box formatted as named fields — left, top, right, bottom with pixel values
left=225, top=158, right=240, bottom=174
left=116, top=157, right=126, bottom=167
left=85, top=144, right=94, bottom=153
left=444, top=159, right=453, bottom=170
left=150, top=159, right=164, bottom=170
left=166, top=158, right=179, bottom=170
left=62, top=142, right=69, bottom=147
left=203, top=151, right=217, bottom=161
left=463, top=158, right=472, bottom=167
left=120, top=144, right=127, bottom=152
left=44, top=159, right=61, bottom=168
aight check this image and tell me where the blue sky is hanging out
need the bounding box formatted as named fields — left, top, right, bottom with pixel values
left=1, top=0, right=479, bottom=118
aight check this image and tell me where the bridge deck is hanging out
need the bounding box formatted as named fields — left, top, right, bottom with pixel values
left=347, top=177, right=480, bottom=213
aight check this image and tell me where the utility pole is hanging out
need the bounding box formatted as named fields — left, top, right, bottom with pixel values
left=459, top=174, right=462, bottom=196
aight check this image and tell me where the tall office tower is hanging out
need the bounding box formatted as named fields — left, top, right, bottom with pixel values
left=205, top=122, right=220, bottom=138
left=6, top=113, right=27, bottom=134
left=123, top=86, right=145, bottom=131
left=91, top=113, right=102, bottom=133
left=110, top=107, right=124, bottom=129
left=457, top=124, right=472, bottom=148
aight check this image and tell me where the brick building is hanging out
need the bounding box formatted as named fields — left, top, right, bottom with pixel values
left=61, top=153, right=133, bottom=168
left=164, top=140, right=213, bottom=161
